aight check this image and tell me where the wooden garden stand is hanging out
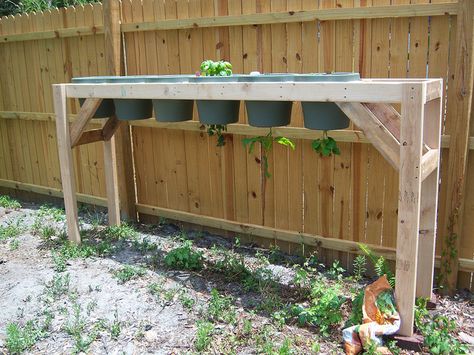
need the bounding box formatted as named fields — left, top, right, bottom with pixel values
left=53, top=78, right=443, bottom=336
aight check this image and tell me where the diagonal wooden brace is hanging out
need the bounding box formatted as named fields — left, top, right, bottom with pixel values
left=420, top=148, right=439, bottom=181
left=70, top=98, right=103, bottom=147
left=336, top=102, right=400, bottom=170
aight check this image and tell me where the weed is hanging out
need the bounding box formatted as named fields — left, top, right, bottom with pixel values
left=132, top=237, right=158, bottom=253
left=207, top=288, right=236, bottom=324
left=278, top=337, right=293, bottom=355
left=44, top=273, right=70, bottom=301
left=415, top=298, right=468, bottom=354
left=311, top=131, right=340, bottom=157
left=194, top=320, right=214, bottom=351
left=0, top=219, right=23, bottom=240
left=346, top=288, right=364, bottom=327
left=386, top=340, right=401, bottom=355
left=110, top=309, right=121, bottom=339
left=352, top=255, right=367, bottom=282
left=164, top=239, right=203, bottom=271
left=5, top=319, right=49, bottom=354
left=148, top=281, right=165, bottom=297
left=104, top=223, right=138, bottom=241
left=113, top=265, right=146, bottom=284
left=64, top=302, right=99, bottom=354
left=206, top=124, right=227, bottom=147
left=213, top=247, right=251, bottom=281
left=179, top=292, right=196, bottom=310
left=292, top=280, right=344, bottom=335
left=327, top=260, right=345, bottom=280
left=37, top=205, right=66, bottom=222
left=9, top=238, right=19, bottom=250
left=163, top=287, right=181, bottom=302
left=359, top=243, right=395, bottom=287
left=0, top=195, right=21, bottom=209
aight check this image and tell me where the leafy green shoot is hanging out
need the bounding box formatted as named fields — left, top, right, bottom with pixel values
left=311, top=131, right=340, bottom=157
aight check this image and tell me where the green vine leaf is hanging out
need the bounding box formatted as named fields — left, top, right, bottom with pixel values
left=311, top=132, right=340, bottom=157
left=206, top=124, right=227, bottom=147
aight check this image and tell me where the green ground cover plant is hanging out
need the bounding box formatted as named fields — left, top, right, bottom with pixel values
left=112, top=265, right=146, bottom=284
left=0, top=195, right=21, bottom=209
left=164, top=239, right=204, bottom=271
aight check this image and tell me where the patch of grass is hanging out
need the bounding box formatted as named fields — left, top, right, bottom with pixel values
left=9, top=238, right=20, bottom=250
left=0, top=195, right=21, bottom=209
left=5, top=319, right=49, bottom=354
left=194, top=320, right=214, bottom=352
left=37, top=205, right=66, bottom=222
left=132, top=237, right=158, bottom=253
left=113, top=265, right=146, bottom=284
left=104, top=223, right=138, bottom=241
left=110, top=309, right=121, bottom=339
left=206, top=289, right=236, bottom=324
left=0, top=219, right=23, bottom=240
left=164, top=239, right=203, bottom=271
left=64, top=302, right=101, bottom=354
left=148, top=281, right=165, bottom=297
left=212, top=246, right=251, bottom=281
left=179, top=292, right=196, bottom=310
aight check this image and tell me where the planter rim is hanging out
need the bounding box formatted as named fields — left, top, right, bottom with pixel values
left=238, top=74, right=295, bottom=82
left=72, top=75, right=195, bottom=83
left=294, top=72, right=360, bottom=82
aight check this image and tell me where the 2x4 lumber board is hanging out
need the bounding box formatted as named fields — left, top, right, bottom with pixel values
left=417, top=98, right=443, bottom=299
left=120, top=3, right=458, bottom=33
left=73, top=129, right=104, bottom=147
left=53, top=85, right=80, bottom=244
left=69, top=98, right=102, bottom=147
left=134, top=202, right=474, bottom=273
left=0, top=3, right=456, bottom=44
left=0, top=25, right=104, bottom=43
left=441, top=0, right=474, bottom=294
left=336, top=102, right=400, bottom=170
left=395, top=85, right=425, bottom=337
left=0, top=178, right=107, bottom=206
left=101, top=114, right=121, bottom=141
left=420, top=149, right=440, bottom=182
left=65, top=82, right=404, bottom=103
left=364, top=103, right=401, bottom=141
left=4, top=110, right=474, bottom=149
left=103, top=0, right=136, bottom=221
left=103, top=136, right=120, bottom=226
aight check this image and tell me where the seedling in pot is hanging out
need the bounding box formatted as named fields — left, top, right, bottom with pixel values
left=311, top=131, right=340, bottom=157
left=198, top=60, right=233, bottom=147
left=242, top=129, right=295, bottom=178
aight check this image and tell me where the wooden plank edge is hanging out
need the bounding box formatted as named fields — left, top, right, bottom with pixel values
left=121, top=3, right=458, bottom=33
left=0, top=25, right=104, bottom=44
left=421, top=149, right=439, bottom=181
left=2, top=110, right=474, bottom=149
left=0, top=179, right=107, bottom=207
left=73, top=129, right=104, bottom=147
left=135, top=203, right=474, bottom=273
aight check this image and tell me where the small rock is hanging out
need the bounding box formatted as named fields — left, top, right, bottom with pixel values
left=144, top=324, right=152, bottom=331
left=144, top=330, right=158, bottom=342
left=459, top=332, right=474, bottom=345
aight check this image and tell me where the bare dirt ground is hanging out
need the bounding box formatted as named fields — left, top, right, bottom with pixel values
left=0, top=199, right=472, bottom=355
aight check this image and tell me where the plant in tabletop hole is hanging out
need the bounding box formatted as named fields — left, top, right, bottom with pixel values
left=312, top=130, right=340, bottom=157
left=242, top=128, right=295, bottom=178
left=199, top=59, right=233, bottom=147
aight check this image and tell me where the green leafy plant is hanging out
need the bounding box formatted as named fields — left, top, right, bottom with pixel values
left=328, top=260, right=345, bottom=280
left=415, top=297, right=468, bottom=354
left=311, top=131, right=340, bottom=157
left=6, top=319, right=49, bottom=354
left=346, top=288, right=364, bottom=327
left=206, top=288, right=236, bottom=324
left=0, top=219, right=23, bottom=240
left=164, top=239, right=204, bottom=271
left=200, top=59, right=232, bottom=77
left=352, top=255, right=367, bottom=282
left=207, top=124, right=227, bottom=147
left=194, top=320, right=214, bottom=351
left=291, top=280, right=344, bottom=335
left=242, top=129, right=295, bottom=178
left=359, top=243, right=395, bottom=287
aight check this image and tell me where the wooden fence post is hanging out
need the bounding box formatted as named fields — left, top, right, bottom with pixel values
left=440, top=0, right=474, bottom=294
left=103, top=0, right=137, bottom=221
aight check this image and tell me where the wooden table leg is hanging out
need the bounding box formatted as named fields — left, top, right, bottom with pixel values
left=104, top=131, right=121, bottom=226
left=395, top=84, right=425, bottom=336
left=417, top=98, right=442, bottom=299
left=53, top=84, right=81, bottom=243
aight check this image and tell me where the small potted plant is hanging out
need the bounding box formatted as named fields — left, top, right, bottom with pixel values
left=240, top=73, right=294, bottom=127
left=192, top=60, right=240, bottom=146
left=72, top=76, right=115, bottom=118
left=242, top=128, right=295, bottom=178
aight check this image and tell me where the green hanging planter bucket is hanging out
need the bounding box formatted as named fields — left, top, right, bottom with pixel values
left=190, top=76, right=240, bottom=125
left=72, top=77, right=115, bottom=119
left=110, top=76, right=153, bottom=121
left=240, top=74, right=294, bottom=128
left=295, top=72, right=360, bottom=130
left=146, top=75, right=194, bottom=122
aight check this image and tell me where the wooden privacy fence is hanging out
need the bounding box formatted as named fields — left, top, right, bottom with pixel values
left=0, top=0, right=473, bottom=291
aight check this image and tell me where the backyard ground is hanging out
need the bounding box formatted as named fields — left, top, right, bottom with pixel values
left=0, top=195, right=472, bottom=354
